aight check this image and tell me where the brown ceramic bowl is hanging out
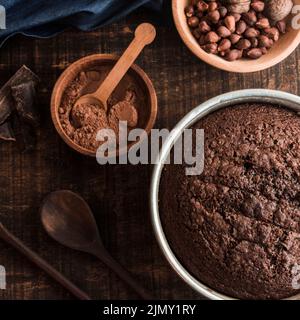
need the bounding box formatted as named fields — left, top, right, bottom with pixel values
left=172, top=0, right=300, bottom=73
left=51, top=54, right=157, bottom=157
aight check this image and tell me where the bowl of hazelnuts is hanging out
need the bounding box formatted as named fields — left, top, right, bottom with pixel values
left=173, top=0, right=300, bottom=72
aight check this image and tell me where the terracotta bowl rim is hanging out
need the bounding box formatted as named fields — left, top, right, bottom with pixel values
left=51, top=53, right=158, bottom=157
left=172, top=0, right=300, bottom=73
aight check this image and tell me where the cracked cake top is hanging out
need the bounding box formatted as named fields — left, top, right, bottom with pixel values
left=160, top=103, right=300, bottom=299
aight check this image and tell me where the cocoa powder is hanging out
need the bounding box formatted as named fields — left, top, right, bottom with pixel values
left=59, top=70, right=139, bottom=152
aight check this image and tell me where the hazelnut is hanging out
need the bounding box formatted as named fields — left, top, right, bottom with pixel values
left=258, top=35, right=273, bottom=48
left=208, top=1, right=218, bottom=11
left=256, top=18, right=270, bottom=29
left=247, top=48, right=263, bottom=59
left=208, top=10, right=221, bottom=23
left=185, top=5, right=195, bottom=17
left=197, top=1, right=209, bottom=12
left=217, top=26, right=232, bottom=37
left=236, top=38, right=251, bottom=49
left=202, top=43, right=218, bottom=53
left=224, top=15, right=236, bottom=32
left=242, top=11, right=257, bottom=26
left=218, top=38, right=232, bottom=51
left=244, top=27, right=260, bottom=38
left=236, top=20, right=247, bottom=34
left=225, top=49, right=242, bottom=61
left=277, top=20, right=287, bottom=33
left=192, top=28, right=202, bottom=39
left=261, top=47, right=268, bottom=55
left=205, top=31, right=220, bottom=43
left=219, top=6, right=228, bottom=18
left=250, top=37, right=258, bottom=47
left=230, top=33, right=241, bottom=44
left=188, top=16, right=200, bottom=28
left=199, top=20, right=211, bottom=32
left=264, top=27, right=280, bottom=41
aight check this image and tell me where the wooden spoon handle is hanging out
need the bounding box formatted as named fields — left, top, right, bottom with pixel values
left=95, top=249, right=153, bottom=300
left=0, top=223, right=91, bottom=300
left=95, top=23, right=156, bottom=103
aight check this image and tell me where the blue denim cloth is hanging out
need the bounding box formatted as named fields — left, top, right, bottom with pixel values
left=0, top=0, right=162, bottom=45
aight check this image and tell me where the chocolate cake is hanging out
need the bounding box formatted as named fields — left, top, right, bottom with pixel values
left=160, top=103, right=300, bottom=300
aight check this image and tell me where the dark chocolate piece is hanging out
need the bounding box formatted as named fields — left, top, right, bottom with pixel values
left=0, top=122, right=15, bottom=141
left=0, top=90, right=14, bottom=125
left=11, top=114, right=36, bottom=152
left=0, top=65, right=39, bottom=125
left=0, top=66, right=40, bottom=150
left=11, top=81, right=39, bottom=126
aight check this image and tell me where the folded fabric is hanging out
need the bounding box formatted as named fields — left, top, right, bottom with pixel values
left=0, top=0, right=162, bottom=46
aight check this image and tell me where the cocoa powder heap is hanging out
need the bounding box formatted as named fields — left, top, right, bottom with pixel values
left=59, top=71, right=139, bottom=152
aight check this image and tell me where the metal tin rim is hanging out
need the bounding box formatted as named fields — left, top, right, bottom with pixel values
left=150, top=89, right=300, bottom=300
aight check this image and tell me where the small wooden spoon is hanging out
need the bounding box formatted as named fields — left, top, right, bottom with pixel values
left=73, top=23, right=156, bottom=111
left=40, top=190, right=153, bottom=300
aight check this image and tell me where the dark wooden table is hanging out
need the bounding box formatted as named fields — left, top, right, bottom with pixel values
left=0, top=6, right=299, bottom=300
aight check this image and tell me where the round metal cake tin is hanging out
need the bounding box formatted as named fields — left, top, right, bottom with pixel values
left=150, top=89, right=300, bottom=300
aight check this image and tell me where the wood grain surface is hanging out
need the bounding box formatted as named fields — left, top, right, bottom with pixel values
left=0, top=6, right=299, bottom=300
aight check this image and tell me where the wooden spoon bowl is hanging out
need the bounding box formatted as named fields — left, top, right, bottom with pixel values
left=172, top=0, right=300, bottom=73
left=51, top=54, right=157, bottom=157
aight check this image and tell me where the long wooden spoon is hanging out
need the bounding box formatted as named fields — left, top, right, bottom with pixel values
left=0, top=223, right=91, bottom=300
left=40, top=190, right=153, bottom=300
left=73, top=23, right=156, bottom=111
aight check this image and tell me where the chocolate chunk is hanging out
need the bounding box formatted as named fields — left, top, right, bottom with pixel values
left=0, top=91, right=14, bottom=125
left=0, top=122, right=15, bottom=141
left=11, top=81, right=39, bottom=126
left=0, top=66, right=40, bottom=151
left=11, top=115, right=36, bottom=152
left=0, top=65, right=39, bottom=125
